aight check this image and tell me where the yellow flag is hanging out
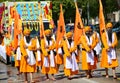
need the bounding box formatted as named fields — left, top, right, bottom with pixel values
left=56, top=4, right=66, bottom=49
left=99, top=0, right=106, bottom=35
left=74, top=2, right=84, bottom=44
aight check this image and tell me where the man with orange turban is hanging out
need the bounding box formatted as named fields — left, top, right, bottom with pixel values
left=101, top=22, right=118, bottom=79
left=20, top=28, right=36, bottom=83
left=41, top=29, right=57, bottom=80
left=62, top=32, right=79, bottom=79
left=90, top=26, right=102, bottom=62
left=79, top=26, right=97, bottom=78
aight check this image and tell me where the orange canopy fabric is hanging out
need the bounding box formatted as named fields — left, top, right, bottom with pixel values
left=56, top=4, right=66, bottom=49
left=74, top=2, right=84, bottom=44
left=99, top=0, right=106, bottom=35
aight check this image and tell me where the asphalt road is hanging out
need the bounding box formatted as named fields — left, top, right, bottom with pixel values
left=0, top=50, right=120, bottom=83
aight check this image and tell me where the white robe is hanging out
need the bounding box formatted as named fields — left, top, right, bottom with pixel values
left=0, top=45, right=6, bottom=61
left=106, top=32, right=116, bottom=64
left=24, top=37, right=36, bottom=66
left=85, top=35, right=94, bottom=65
left=43, top=39, right=55, bottom=67
left=36, top=38, right=41, bottom=61
left=58, top=40, right=63, bottom=55
left=16, top=34, right=22, bottom=61
left=16, top=47, right=21, bottom=60
left=94, top=32, right=102, bottom=55
left=65, top=40, right=79, bottom=72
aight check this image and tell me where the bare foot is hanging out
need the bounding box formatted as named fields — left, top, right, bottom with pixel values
left=106, top=75, right=109, bottom=78
left=87, top=75, right=90, bottom=79
left=16, top=72, right=22, bottom=76
left=43, top=76, right=50, bottom=81
left=31, top=81, right=35, bottom=83
left=113, top=75, right=117, bottom=79
left=51, top=77, right=56, bottom=81
left=46, top=78, right=50, bottom=81
left=24, top=81, right=28, bottom=83
left=68, top=76, right=72, bottom=80
left=89, top=74, right=93, bottom=78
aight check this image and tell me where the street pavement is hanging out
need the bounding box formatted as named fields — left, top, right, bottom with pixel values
left=0, top=50, right=120, bottom=83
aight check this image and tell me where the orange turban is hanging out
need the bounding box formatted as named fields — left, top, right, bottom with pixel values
left=85, top=26, right=91, bottom=32
left=66, top=32, right=73, bottom=38
left=106, top=22, right=113, bottom=29
left=23, top=28, right=30, bottom=36
left=45, top=29, right=52, bottom=35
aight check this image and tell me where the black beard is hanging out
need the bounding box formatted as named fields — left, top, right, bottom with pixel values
left=86, top=33, right=90, bottom=37
left=68, top=38, right=72, bottom=46
left=68, top=38, right=72, bottom=42
left=25, top=36, right=31, bottom=43
left=107, top=29, right=112, bottom=42
left=85, top=33, right=91, bottom=41
left=46, top=36, right=51, bottom=40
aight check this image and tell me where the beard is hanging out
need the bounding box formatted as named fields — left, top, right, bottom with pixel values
left=25, top=36, right=31, bottom=43
left=107, top=29, right=112, bottom=42
left=46, top=35, right=51, bottom=45
left=68, top=38, right=72, bottom=42
left=85, top=32, right=90, bottom=37
left=46, top=35, right=51, bottom=40
left=68, top=38, right=72, bottom=46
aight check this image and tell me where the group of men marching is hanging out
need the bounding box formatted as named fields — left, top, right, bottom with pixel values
left=0, top=0, right=118, bottom=82
left=2, top=22, right=116, bottom=83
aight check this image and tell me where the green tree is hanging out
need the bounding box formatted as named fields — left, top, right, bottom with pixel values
left=52, top=0, right=76, bottom=25
left=103, top=0, right=119, bottom=21
left=1, top=0, right=119, bottom=24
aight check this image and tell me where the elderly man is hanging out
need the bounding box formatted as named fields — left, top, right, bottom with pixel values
left=101, top=22, right=118, bottom=79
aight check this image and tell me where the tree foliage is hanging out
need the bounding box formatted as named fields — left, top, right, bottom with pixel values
left=0, top=0, right=119, bottom=24
left=52, top=0, right=119, bottom=24
left=52, top=0, right=76, bottom=24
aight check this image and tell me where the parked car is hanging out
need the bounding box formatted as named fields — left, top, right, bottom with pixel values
left=92, top=22, right=120, bottom=34
left=112, top=21, right=120, bottom=35
left=65, top=23, right=74, bottom=32
left=66, top=22, right=120, bottom=35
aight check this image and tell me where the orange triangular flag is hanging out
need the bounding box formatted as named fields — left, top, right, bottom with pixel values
left=17, top=19, right=22, bottom=34
left=14, top=11, right=20, bottom=50
left=99, top=0, right=106, bottom=35
left=56, top=4, right=66, bottom=49
left=74, top=2, right=84, bottom=44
